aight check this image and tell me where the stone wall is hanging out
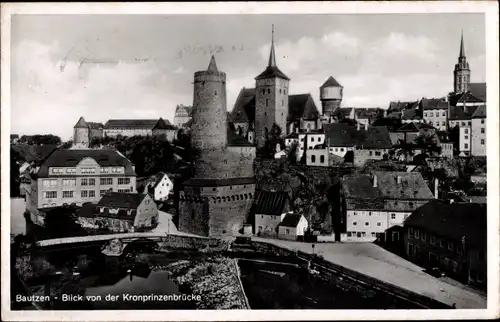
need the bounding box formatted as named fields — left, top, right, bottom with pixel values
left=73, top=127, right=90, bottom=148
left=156, top=234, right=229, bottom=252
left=179, top=183, right=256, bottom=237
left=321, top=99, right=341, bottom=117
left=194, top=147, right=255, bottom=180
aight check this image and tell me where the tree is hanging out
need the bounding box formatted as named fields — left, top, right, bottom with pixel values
left=19, top=134, right=62, bottom=145
left=287, top=141, right=299, bottom=164
left=414, top=133, right=442, bottom=156
left=43, top=206, right=87, bottom=239
left=60, top=141, right=73, bottom=149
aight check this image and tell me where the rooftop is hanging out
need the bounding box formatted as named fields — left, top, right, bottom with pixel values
left=254, top=190, right=290, bottom=216
left=320, top=76, right=342, bottom=88
left=97, top=192, right=148, bottom=209
left=104, top=119, right=164, bottom=130
left=373, top=171, right=435, bottom=200
left=280, top=214, right=304, bottom=227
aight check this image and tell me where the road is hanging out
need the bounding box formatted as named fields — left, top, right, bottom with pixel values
left=251, top=237, right=487, bottom=309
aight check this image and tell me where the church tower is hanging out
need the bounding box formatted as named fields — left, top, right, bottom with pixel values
left=254, top=25, right=290, bottom=148
left=454, top=31, right=471, bottom=94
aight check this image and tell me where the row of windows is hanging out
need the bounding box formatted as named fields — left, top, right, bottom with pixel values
left=424, top=111, right=446, bottom=117
left=409, top=227, right=464, bottom=254
left=50, top=167, right=124, bottom=174
left=261, top=88, right=287, bottom=95
left=463, top=140, right=485, bottom=149
left=81, top=178, right=96, bottom=186
left=368, top=151, right=382, bottom=156
left=181, top=193, right=254, bottom=202
left=428, top=121, right=446, bottom=127
left=351, top=212, right=408, bottom=220
left=44, top=190, right=103, bottom=199
left=347, top=232, right=382, bottom=238
left=352, top=221, right=382, bottom=227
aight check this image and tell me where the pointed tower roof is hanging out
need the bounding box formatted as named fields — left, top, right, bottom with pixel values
left=459, top=30, right=466, bottom=57
left=255, top=25, right=289, bottom=81
left=74, top=116, right=88, bottom=128
left=268, top=24, right=276, bottom=67
left=320, top=76, right=343, bottom=88
left=207, top=55, right=218, bottom=72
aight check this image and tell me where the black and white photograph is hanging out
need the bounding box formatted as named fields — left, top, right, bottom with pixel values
left=1, top=2, right=499, bottom=321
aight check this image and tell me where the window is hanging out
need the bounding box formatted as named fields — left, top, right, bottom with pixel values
left=340, top=148, right=344, bottom=152
left=62, top=191, right=74, bottom=198
left=481, top=119, right=485, bottom=124
left=347, top=232, right=352, bottom=237
left=266, top=99, right=269, bottom=107
left=439, top=240, right=444, bottom=248
left=118, top=178, right=130, bottom=185
left=100, top=190, right=107, bottom=196
left=353, top=212, right=357, bottom=216
left=286, top=229, right=290, bottom=234
left=43, top=191, right=57, bottom=199
left=365, top=222, right=370, bottom=227
left=415, top=229, right=420, bottom=238
left=375, top=151, right=381, bottom=156
left=462, top=122, right=466, bottom=126
left=62, top=179, right=76, bottom=187
left=464, top=143, right=468, bottom=149
left=391, top=213, right=396, bottom=220
left=424, top=112, right=427, bottom=117
left=448, top=242, right=454, bottom=251
left=268, top=88, right=271, bottom=94
left=279, top=89, right=282, bottom=94
left=481, top=139, right=485, bottom=145
left=43, top=179, right=58, bottom=188
left=481, top=128, right=485, bottom=134
left=468, top=121, right=471, bottom=125
left=430, top=236, right=435, bottom=244
left=464, top=129, right=468, bottom=134
left=66, top=168, right=76, bottom=173
left=81, top=178, right=89, bottom=186
left=442, top=112, right=446, bottom=117
left=352, top=221, right=357, bottom=226
left=320, top=155, right=325, bottom=163
left=81, top=190, right=88, bottom=198
left=377, top=222, right=381, bottom=226
left=335, top=148, right=338, bottom=152
left=356, top=232, right=362, bottom=238
left=281, top=100, right=284, bottom=106
left=429, top=112, right=433, bottom=117
left=100, top=167, right=110, bottom=173
left=422, top=232, right=427, bottom=242
left=262, top=89, right=265, bottom=95
left=465, top=135, right=469, bottom=140
left=442, top=121, right=446, bottom=126
left=88, top=178, right=95, bottom=186
left=369, top=151, right=373, bottom=156
left=100, top=178, right=113, bottom=185
left=311, top=155, right=316, bottom=163
left=311, top=137, right=315, bottom=142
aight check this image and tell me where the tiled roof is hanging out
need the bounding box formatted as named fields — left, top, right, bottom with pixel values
left=373, top=171, right=434, bottom=200
left=448, top=105, right=478, bottom=121
left=342, top=174, right=382, bottom=199
left=420, top=98, right=448, bottom=110
left=357, top=126, right=392, bottom=149
left=469, top=82, right=487, bottom=102
left=151, top=172, right=167, bottom=189
left=87, top=122, right=104, bottom=130
left=104, top=119, right=162, bottom=130
left=323, top=123, right=359, bottom=147
left=320, top=76, right=342, bottom=88
left=254, top=190, right=290, bottom=216
left=386, top=111, right=402, bottom=119
left=388, top=101, right=418, bottom=113
left=74, top=117, right=88, bottom=128
left=255, top=66, right=290, bottom=81
left=405, top=200, right=486, bottom=247
left=183, top=177, right=255, bottom=187
left=345, top=198, right=385, bottom=211
left=471, top=105, right=486, bottom=118
left=354, top=108, right=381, bottom=119
left=36, top=149, right=136, bottom=177
left=288, top=94, right=319, bottom=121
left=397, top=122, right=434, bottom=133
left=153, top=118, right=176, bottom=130
left=280, top=214, right=303, bottom=227
left=97, top=192, right=147, bottom=209
left=231, top=88, right=256, bottom=123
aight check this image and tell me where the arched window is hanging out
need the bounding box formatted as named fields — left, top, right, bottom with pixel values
left=311, top=155, right=316, bottom=163
left=320, top=155, right=325, bottom=163
left=268, top=88, right=271, bottom=94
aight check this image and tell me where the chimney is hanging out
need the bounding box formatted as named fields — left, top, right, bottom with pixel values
left=397, top=176, right=402, bottom=184
left=373, top=174, right=378, bottom=188
left=434, top=178, right=439, bottom=199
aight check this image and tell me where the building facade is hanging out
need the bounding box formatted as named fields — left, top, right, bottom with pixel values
left=174, top=104, right=193, bottom=128
left=453, top=32, right=471, bottom=94
left=421, top=98, right=448, bottom=131
left=103, top=118, right=176, bottom=139
left=278, top=214, right=308, bottom=241
left=178, top=56, right=256, bottom=237
left=459, top=126, right=471, bottom=156
left=404, top=201, right=486, bottom=290
left=73, top=117, right=104, bottom=148
left=253, top=190, right=292, bottom=237
left=25, top=149, right=137, bottom=225
left=470, top=105, right=486, bottom=156
left=320, top=76, right=343, bottom=118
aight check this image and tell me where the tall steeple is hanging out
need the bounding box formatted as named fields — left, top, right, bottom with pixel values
left=268, top=24, right=276, bottom=67
left=454, top=30, right=471, bottom=94
left=207, top=55, right=218, bottom=72
left=459, top=29, right=465, bottom=58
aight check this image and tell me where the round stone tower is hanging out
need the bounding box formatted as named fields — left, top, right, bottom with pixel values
left=320, top=76, right=343, bottom=117
left=191, top=55, right=227, bottom=151
left=73, top=116, right=90, bottom=148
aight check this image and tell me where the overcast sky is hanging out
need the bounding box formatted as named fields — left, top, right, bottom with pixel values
left=11, top=14, right=485, bottom=140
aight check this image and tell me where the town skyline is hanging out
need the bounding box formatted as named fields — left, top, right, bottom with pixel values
left=11, top=13, right=486, bottom=140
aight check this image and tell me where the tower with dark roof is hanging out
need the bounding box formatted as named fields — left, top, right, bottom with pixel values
left=254, top=25, right=290, bottom=148
left=454, top=31, right=471, bottom=94
left=73, top=116, right=90, bottom=148
left=320, top=76, right=343, bottom=118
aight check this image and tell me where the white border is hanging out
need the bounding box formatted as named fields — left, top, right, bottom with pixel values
left=1, top=2, right=499, bottom=321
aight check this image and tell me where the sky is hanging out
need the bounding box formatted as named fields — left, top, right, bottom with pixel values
left=10, top=13, right=486, bottom=141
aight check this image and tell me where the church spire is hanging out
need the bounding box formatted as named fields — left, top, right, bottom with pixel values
left=268, top=24, right=276, bottom=67
left=459, top=29, right=466, bottom=58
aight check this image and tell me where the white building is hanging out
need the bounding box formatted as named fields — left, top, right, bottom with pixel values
left=278, top=214, right=308, bottom=241
left=254, top=190, right=292, bottom=237
left=145, top=172, right=174, bottom=201
left=459, top=126, right=471, bottom=156
left=470, top=105, right=486, bottom=157
left=421, top=98, right=448, bottom=131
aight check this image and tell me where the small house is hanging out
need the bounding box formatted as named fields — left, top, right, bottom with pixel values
left=147, top=172, right=174, bottom=201
left=254, top=190, right=292, bottom=237
left=278, top=214, right=308, bottom=241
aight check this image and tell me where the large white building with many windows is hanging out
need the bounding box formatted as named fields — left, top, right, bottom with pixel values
left=25, top=149, right=137, bottom=224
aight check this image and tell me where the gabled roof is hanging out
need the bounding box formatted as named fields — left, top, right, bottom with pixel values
left=280, top=214, right=303, bottom=228
left=357, top=126, right=392, bottom=149
left=320, top=76, right=342, bottom=88
left=343, top=174, right=382, bottom=199
left=231, top=88, right=256, bottom=123
left=471, top=105, right=486, bottom=118
left=323, top=123, right=359, bottom=147
left=388, top=101, right=418, bottom=113
left=254, top=190, right=290, bottom=216
left=420, top=98, right=448, bottom=110
left=405, top=200, right=486, bottom=247
left=97, top=192, right=148, bottom=209
left=469, top=82, right=486, bottom=102
left=74, top=117, right=88, bottom=128
left=397, top=122, right=434, bottom=133
left=288, top=94, right=319, bottom=121
left=373, top=171, right=434, bottom=200
left=448, top=105, right=478, bottom=121
left=255, top=66, right=290, bottom=81
left=104, top=119, right=161, bottom=130
left=151, top=172, right=168, bottom=189
left=402, top=109, right=422, bottom=120
left=36, top=149, right=136, bottom=177
left=354, top=107, right=381, bottom=119
left=153, top=118, right=176, bottom=130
